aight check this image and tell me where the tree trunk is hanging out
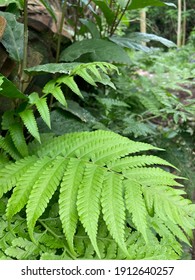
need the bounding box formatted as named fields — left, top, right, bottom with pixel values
left=177, top=0, right=182, bottom=47
left=140, top=9, right=146, bottom=46
left=182, top=0, right=186, bottom=45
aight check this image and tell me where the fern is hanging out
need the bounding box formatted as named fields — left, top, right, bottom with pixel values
left=19, top=109, right=41, bottom=143
left=0, top=130, right=194, bottom=259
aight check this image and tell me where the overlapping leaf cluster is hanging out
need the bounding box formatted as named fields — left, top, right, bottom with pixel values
left=0, top=130, right=194, bottom=259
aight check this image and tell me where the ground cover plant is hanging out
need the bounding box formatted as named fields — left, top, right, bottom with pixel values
left=0, top=0, right=195, bottom=260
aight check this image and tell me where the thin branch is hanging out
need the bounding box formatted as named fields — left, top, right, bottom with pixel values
left=109, top=0, right=132, bottom=36
left=56, top=0, right=67, bottom=63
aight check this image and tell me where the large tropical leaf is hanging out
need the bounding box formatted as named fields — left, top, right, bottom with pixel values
left=0, top=12, right=23, bottom=61
left=60, top=39, right=131, bottom=64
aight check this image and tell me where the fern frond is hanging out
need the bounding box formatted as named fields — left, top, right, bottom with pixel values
left=9, top=123, right=29, bottom=157
left=143, top=185, right=194, bottom=235
left=1, top=129, right=194, bottom=259
left=101, top=172, right=129, bottom=257
left=35, top=97, right=51, bottom=128
left=0, top=156, right=38, bottom=198
left=0, top=135, right=22, bottom=160
left=124, top=180, right=148, bottom=241
left=77, top=164, right=105, bottom=258
left=59, top=158, right=85, bottom=256
left=43, top=81, right=67, bottom=107
left=19, top=109, right=40, bottom=142
left=75, top=67, right=97, bottom=86
left=5, top=237, right=40, bottom=260
left=6, top=157, right=52, bottom=220
left=123, top=167, right=183, bottom=187
left=57, top=75, right=83, bottom=98
left=35, top=130, right=160, bottom=162
left=26, top=156, right=67, bottom=242
left=108, top=155, right=177, bottom=171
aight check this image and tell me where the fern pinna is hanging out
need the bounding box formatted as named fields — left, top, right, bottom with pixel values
left=0, top=130, right=195, bottom=259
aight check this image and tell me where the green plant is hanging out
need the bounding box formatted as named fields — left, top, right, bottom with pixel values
left=1, top=0, right=195, bottom=260
left=0, top=130, right=195, bottom=259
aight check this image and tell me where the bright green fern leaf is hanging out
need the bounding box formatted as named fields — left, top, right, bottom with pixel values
left=77, top=163, right=106, bottom=258
left=26, top=156, right=67, bottom=242
left=0, top=135, right=22, bottom=160
left=56, top=75, right=83, bottom=98
left=0, top=156, right=37, bottom=198
left=9, top=123, right=29, bottom=157
left=6, top=157, right=52, bottom=221
left=43, top=80, right=67, bottom=107
left=59, top=158, right=84, bottom=256
left=19, top=109, right=40, bottom=142
left=35, top=98, right=51, bottom=129
left=101, top=172, right=129, bottom=257
left=0, top=130, right=194, bottom=259
left=124, top=180, right=148, bottom=241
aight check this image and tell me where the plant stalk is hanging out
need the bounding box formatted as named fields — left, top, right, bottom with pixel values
left=56, top=0, right=67, bottom=63
left=109, top=0, right=132, bottom=36
left=20, top=0, right=28, bottom=92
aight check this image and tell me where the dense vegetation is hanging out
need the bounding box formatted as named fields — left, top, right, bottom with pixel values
left=0, top=0, right=195, bottom=260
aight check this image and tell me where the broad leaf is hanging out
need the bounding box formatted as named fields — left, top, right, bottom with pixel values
left=0, top=74, right=27, bottom=99
left=79, top=19, right=100, bottom=39
left=60, top=39, right=131, bottom=64
left=110, top=33, right=176, bottom=52
left=93, top=0, right=115, bottom=25
left=0, top=0, right=24, bottom=9
left=0, top=12, right=23, bottom=61
left=128, top=0, right=174, bottom=9
left=25, top=63, right=81, bottom=75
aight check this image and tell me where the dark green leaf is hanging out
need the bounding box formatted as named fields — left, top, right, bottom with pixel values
left=79, top=19, right=100, bottom=39
left=25, top=63, right=81, bottom=75
left=0, top=74, right=27, bottom=99
left=0, top=12, right=23, bottom=61
left=60, top=39, right=131, bottom=64
left=128, top=0, right=172, bottom=9
left=93, top=0, right=115, bottom=25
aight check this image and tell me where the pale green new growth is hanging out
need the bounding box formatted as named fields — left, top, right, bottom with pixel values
left=0, top=130, right=195, bottom=259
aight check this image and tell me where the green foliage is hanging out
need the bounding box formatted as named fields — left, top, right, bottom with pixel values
left=0, top=1, right=24, bottom=9
left=128, top=0, right=175, bottom=10
left=60, top=39, right=131, bottom=64
left=0, top=0, right=194, bottom=261
left=0, top=130, right=194, bottom=259
left=0, top=61, right=117, bottom=153
left=0, top=74, right=27, bottom=99
left=0, top=11, right=23, bottom=61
